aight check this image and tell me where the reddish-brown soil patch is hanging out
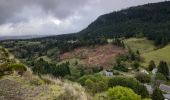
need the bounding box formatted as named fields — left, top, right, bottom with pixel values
left=61, top=44, right=126, bottom=68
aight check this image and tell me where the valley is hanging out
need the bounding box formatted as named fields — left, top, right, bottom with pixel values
left=0, top=1, right=170, bottom=100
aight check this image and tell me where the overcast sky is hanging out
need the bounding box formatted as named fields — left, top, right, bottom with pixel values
left=0, top=0, right=167, bottom=36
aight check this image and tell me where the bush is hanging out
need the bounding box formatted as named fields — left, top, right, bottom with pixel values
left=78, top=74, right=108, bottom=93
left=0, top=63, right=13, bottom=76
left=107, top=86, right=141, bottom=100
left=8, top=64, right=27, bottom=71
left=148, top=60, right=156, bottom=71
left=135, top=72, right=151, bottom=83
left=8, top=63, right=27, bottom=75
left=32, top=59, right=70, bottom=77
left=152, top=88, right=164, bottom=100
left=108, top=77, right=149, bottom=98
left=113, top=59, right=128, bottom=72
left=132, top=61, right=140, bottom=69
left=85, top=79, right=94, bottom=93
left=157, top=61, right=169, bottom=77
left=155, top=73, right=167, bottom=81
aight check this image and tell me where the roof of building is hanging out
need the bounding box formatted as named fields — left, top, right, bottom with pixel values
left=144, top=84, right=153, bottom=94
left=159, top=84, right=170, bottom=93
left=163, top=94, right=170, bottom=99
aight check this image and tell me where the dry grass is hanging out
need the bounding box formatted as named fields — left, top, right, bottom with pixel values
left=0, top=73, right=91, bottom=100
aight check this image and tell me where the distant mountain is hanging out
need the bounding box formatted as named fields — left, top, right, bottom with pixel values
left=0, top=35, right=48, bottom=41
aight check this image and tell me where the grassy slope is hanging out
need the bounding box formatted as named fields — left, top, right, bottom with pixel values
left=142, top=44, right=170, bottom=66
left=0, top=47, right=90, bottom=100
left=124, top=38, right=170, bottom=67
left=124, top=38, right=155, bottom=54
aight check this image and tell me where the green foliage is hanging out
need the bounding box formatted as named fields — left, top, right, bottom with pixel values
left=124, top=38, right=155, bottom=54
left=143, top=98, right=152, bottom=100
left=128, top=48, right=141, bottom=61
left=0, top=63, right=12, bottom=76
left=112, top=38, right=125, bottom=48
left=8, top=64, right=27, bottom=76
left=108, top=77, right=149, bottom=98
left=132, top=61, right=140, bottom=69
left=142, top=44, right=170, bottom=66
left=148, top=60, right=156, bottom=71
left=32, top=58, right=70, bottom=77
left=79, top=1, right=170, bottom=46
left=155, top=73, right=167, bottom=81
left=113, top=58, right=128, bottom=72
left=157, top=61, right=169, bottom=77
left=135, top=72, right=151, bottom=83
left=107, top=86, right=141, bottom=100
left=152, top=88, right=164, bottom=100
left=8, top=64, right=27, bottom=72
left=85, top=79, right=94, bottom=93
left=78, top=74, right=108, bottom=94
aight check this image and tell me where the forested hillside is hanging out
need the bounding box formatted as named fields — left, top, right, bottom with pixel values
left=78, top=1, right=170, bottom=46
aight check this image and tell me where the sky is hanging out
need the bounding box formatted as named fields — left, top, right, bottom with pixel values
left=0, top=0, right=167, bottom=36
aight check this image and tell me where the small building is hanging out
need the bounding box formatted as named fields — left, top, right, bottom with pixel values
left=144, top=84, right=153, bottom=94
left=103, top=70, right=113, bottom=77
left=152, top=68, right=158, bottom=75
left=163, top=94, right=170, bottom=100
left=141, top=69, right=149, bottom=75
left=159, top=84, right=170, bottom=93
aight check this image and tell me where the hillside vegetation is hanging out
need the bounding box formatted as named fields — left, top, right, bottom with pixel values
left=79, top=1, right=170, bottom=46
left=0, top=47, right=91, bottom=100
left=0, top=1, right=170, bottom=100
left=142, top=44, right=170, bottom=66
left=124, top=38, right=170, bottom=67
left=124, top=38, right=155, bottom=53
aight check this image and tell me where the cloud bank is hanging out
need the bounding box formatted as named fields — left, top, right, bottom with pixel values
left=0, top=0, right=167, bottom=36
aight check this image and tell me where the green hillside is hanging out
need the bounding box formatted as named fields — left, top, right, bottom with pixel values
left=124, top=38, right=170, bottom=67
left=124, top=38, right=155, bottom=54
left=0, top=47, right=90, bottom=100
left=78, top=1, right=170, bottom=46
left=142, top=44, right=170, bottom=66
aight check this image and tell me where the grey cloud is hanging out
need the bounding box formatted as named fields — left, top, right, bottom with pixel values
left=0, top=0, right=89, bottom=24
left=0, top=0, right=168, bottom=36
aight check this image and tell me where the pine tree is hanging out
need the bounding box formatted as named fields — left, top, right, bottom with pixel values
left=148, top=60, right=156, bottom=71
left=152, top=88, right=164, bottom=100
left=158, top=61, right=169, bottom=77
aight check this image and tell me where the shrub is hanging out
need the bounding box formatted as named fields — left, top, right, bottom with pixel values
left=8, top=63, right=27, bottom=75
left=113, top=59, right=128, bottom=72
left=148, top=60, right=156, bottom=71
left=85, top=79, right=94, bottom=93
left=108, top=77, right=149, bottom=98
left=157, top=61, right=169, bottom=77
left=132, top=61, right=140, bottom=69
left=135, top=72, right=151, bottom=83
left=152, top=88, right=164, bottom=100
left=107, top=86, right=141, bottom=100
left=155, top=73, right=167, bottom=81
left=0, top=63, right=13, bottom=76
left=78, top=74, right=108, bottom=94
